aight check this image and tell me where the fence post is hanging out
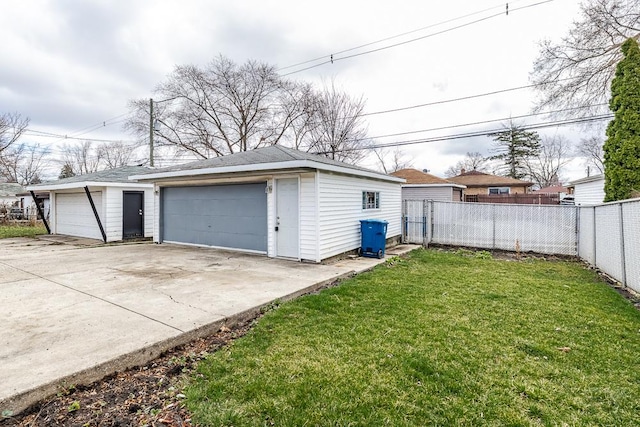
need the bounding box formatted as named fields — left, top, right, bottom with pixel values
left=574, top=206, right=580, bottom=257
left=619, top=202, right=627, bottom=287
left=592, top=205, right=597, bottom=266
left=492, top=204, right=496, bottom=249
left=422, top=199, right=428, bottom=247
left=402, top=199, right=407, bottom=244
left=429, top=200, right=435, bottom=246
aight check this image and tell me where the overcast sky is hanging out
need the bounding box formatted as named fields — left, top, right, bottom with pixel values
left=1, top=0, right=601, bottom=181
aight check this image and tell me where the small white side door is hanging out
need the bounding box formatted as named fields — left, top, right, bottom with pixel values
left=275, top=178, right=299, bottom=258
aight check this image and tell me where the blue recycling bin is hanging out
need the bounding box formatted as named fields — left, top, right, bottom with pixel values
left=359, top=219, right=388, bottom=259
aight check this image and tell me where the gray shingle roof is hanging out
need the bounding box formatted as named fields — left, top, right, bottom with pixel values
left=135, top=146, right=382, bottom=176
left=0, top=182, right=25, bottom=197
left=33, top=166, right=152, bottom=187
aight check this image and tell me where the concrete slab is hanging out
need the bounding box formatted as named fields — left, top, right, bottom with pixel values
left=0, top=239, right=419, bottom=415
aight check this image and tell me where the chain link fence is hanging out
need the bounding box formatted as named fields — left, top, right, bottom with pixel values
left=578, top=199, right=640, bottom=293
left=403, top=200, right=578, bottom=255
left=403, top=199, right=640, bottom=294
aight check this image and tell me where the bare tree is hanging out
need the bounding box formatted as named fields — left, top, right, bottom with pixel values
left=282, top=81, right=319, bottom=151
left=531, top=0, right=640, bottom=117
left=61, top=141, right=102, bottom=175
left=126, top=56, right=306, bottom=158
left=372, top=146, right=413, bottom=174
left=304, top=80, right=370, bottom=164
left=125, top=57, right=372, bottom=164
left=525, top=135, right=573, bottom=188
left=97, top=141, right=141, bottom=169
left=444, top=152, right=488, bottom=177
left=576, top=136, right=605, bottom=174
left=0, top=112, right=29, bottom=154
left=0, top=143, right=49, bottom=185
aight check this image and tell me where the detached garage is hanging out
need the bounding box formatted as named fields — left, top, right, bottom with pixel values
left=28, top=166, right=154, bottom=242
left=130, top=146, right=403, bottom=262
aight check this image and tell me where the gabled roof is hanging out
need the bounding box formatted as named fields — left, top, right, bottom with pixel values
left=29, top=166, right=153, bottom=191
left=448, top=170, right=533, bottom=188
left=130, top=146, right=404, bottom=183
left=0, top=182, right=25, bottom=197
left=391, top=169, right=465, bottom=188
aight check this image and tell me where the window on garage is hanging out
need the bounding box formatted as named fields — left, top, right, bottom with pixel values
left=362, top=191, right=380, bottom=209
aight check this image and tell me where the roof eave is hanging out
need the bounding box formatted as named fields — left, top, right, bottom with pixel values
left=403, top=183, right=466, bottom=189
left=129, top=160, right=405, bottom=183
left=28, top=181, right=154, bottom=191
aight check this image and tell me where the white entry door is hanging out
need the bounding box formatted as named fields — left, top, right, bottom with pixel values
left=275, top=178, right=299, bottom=258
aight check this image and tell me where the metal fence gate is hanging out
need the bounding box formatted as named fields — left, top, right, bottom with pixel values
left=402, top=199, right=640, bottom=294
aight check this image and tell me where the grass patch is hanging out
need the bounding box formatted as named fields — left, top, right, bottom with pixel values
left=0, top=223, right=47, bottom=239
left=186, top=249, right=640, bottom=426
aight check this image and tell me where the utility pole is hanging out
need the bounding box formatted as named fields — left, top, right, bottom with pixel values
left=149, top=98, right=154, bottom=167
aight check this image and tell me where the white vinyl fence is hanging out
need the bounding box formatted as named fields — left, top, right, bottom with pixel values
left=402, top=199, right=640, bottom=293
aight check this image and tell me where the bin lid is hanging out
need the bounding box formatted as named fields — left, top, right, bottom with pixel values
left=360, top=219, right=388, bottom=224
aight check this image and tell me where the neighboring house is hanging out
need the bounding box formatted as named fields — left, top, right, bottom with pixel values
left=28, top=166, right=154, bottom=242
left=448, top=170, right=534, bottom=201
left=390, top=168, right=465, bottom=202
left=130, top=146, right=403, bottom=263
left=0, top=183, right=40, bottom=217
left=568, top=174, right=605, bottom=206
left=0, top=182, right=24, bottom=207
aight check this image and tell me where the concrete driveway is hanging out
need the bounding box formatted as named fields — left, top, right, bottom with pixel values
left=0, top=236, right=417, bottom=415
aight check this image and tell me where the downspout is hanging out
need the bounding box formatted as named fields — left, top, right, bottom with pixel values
left=29, top=190, right=50, bottom=234
left=84, top=186, right=107, bottom=243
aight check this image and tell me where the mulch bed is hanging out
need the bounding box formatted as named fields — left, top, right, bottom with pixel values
left=0, top=317, right=260, bottom=427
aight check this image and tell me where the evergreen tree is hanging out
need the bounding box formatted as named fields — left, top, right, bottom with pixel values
left=488, top=121, right=541, bottom=180
left=604, top=38, right=640, bottom=202
left=58, top=163, right=75, bottom=179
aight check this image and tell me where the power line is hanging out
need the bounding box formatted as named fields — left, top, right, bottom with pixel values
left=318, top=113, right=613, bottom=154
left=365, top=103, right=609, bottom=141
left=23, top=128, right=135, bottom=144
left=361, top=83, right=541, bottom=117
left=277, top=1, right=515, bottom=72
left=281, top=0, right=554, bottom=76
left=20, top=2, right=553, bottom=146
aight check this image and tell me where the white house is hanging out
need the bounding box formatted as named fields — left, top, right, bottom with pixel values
left=28, top=166, right=154, bottom=242
left=390, top=168, right=465, bottom=202
left=130, top=146, right=403, bottom=262
left=569, top=174, right=605, bottom=206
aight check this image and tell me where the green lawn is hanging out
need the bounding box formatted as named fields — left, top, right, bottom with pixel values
left=186, top=249, right=640, bottom=426
left=0, top=223, right=47, bottom=239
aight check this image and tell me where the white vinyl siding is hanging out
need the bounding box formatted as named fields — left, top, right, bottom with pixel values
left=574, top=177, right=605, bottom=206
left=299, top=173, right=318, bottom=262
left=317, top=171, right=401, bottom=260
left=104, top=187, right=154, bottom=241
left=401, top=186, right=456, bottom=202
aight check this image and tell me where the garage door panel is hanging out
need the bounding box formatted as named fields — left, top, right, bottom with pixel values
left=55, top=192, right=103, bottom=240
left=162, top=184, right=267, bottom=252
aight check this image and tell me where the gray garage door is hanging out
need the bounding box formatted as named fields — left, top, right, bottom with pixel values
left=161, top=183, right=268, bottom=252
